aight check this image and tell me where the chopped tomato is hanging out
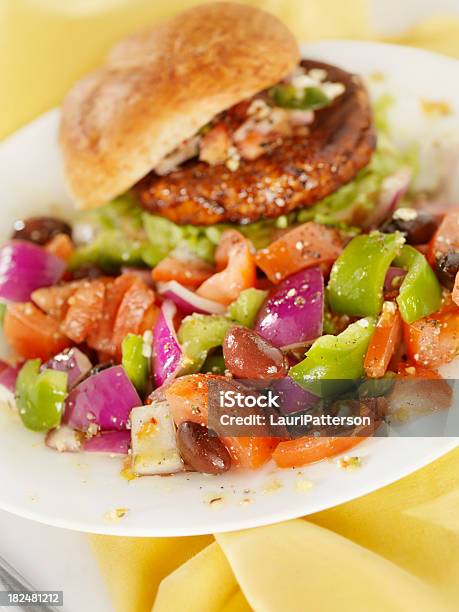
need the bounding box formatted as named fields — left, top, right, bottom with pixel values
left=403, top=301, right=459, bottom=368
left=152, top=256, right=214, bottom=289
left=60, top=280, right=106, bottom=344
left=4, top=302, right=71, bottom=361
left=397, top=362, right=443, bottom=379
left=364, top=301, right=402, bottom=378
left=45, top=233, right=74, bottom=262
left=165, top=374, right=274, bottom=469
left=139, top=303, right=160, bottom=335
left=391, top=362, right=452, bottom=416
left=31, top=281, right=82, bottom=321
left=272, top=435, right=366, bottom=468
left=255, top=222, right=344, bottom=284
left=87, top=274, right=137, bottom=355
left=427, top=211, right=459, bottom=264
left=197, top=231, right=256, bottom=305
left=221, top=436, right=276, bottom=469
left=112, top=278, right=155, bottom=357
left=165, top=373, right=221, bottom=426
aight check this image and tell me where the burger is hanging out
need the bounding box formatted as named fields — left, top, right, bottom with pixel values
left=59, top=2, right=377, bottom=227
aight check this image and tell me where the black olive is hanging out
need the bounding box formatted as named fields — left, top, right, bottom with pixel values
left=177, top=422, right=231, bottom=474
left=12, top=216, right=72, bottom=245
left=382, top=210, right=438, bottom=245
left=436, top=252, right=459, bottom=290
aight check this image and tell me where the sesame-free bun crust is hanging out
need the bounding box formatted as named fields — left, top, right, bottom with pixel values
left=59, top=2, right=300, bottom=209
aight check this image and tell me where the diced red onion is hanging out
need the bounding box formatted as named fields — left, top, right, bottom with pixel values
left=83, top=431, right=130, bottom=455
left=384, top=267, right=406, bottom=293
left=0, top=360, right=21, bottom=392
left=255, top=268, right=324, bottom=348
left=363, top=169, right=412, bottom=230
left=157, top=281, right=226, bottom=315
left=46, top=426, right=82, bottom=453
left=272, top=377, right=319, bottom=415
left=152, top=300, right=183, bottom=387
left=46, top=348, right=92, bottom=389
left=0, top=241, right=65, bottom=301
left=63, top=365, right=141, bottom=431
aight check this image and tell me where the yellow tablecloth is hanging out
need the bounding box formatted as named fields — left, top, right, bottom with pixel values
left=3, top=2, right=459, bottom=611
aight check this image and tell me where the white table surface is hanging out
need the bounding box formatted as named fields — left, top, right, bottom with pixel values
left=0, top=510, right=112, bottom=612
left=1, top=1, right=458, bottom=610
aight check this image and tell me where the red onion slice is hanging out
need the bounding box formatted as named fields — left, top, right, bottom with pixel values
left=384, top=266, right=406, bottom=294
left=0, top=241, right=65, bottom=301
left=255, top=267, right=324, bottom=348
left=363, top=168, right=412, bottom=230
left=157, top=281, right=226, bottom=315
left=152, top=300, right=184, bottom=387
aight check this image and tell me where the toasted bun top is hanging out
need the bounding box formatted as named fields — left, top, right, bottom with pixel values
left=59, top=2, right=300, bottom=209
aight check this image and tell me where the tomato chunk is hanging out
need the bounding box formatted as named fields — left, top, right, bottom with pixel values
left=255, top=222, right=344, bottom=284
left=364, top=301, right=402, bottom=378
left=112, top=278, right=155, bottom=357
left=4, top=303, right=71, bottom=361
left=31, top=282, right=82, bottom=321
left=427, top=211, right=459, bottom=264
left=222, top=436, right=276, bottom=469
left=139, top=303, right=160, bottom=335
left=152, top=256, right=214, bottom=289
left=272, top=435, right=365, bottom=468
left=403, top=301, right=459, bottom=368
left=87, top=274, right=137, bottom=355
left=60, top=280, right=106, bottom=344
left=165, top=374, right=274, bottom=469
left=197, top=231, right=256, bottom=305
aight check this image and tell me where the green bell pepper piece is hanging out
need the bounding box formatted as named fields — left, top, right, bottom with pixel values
left=122, top=333, right=149, bottom=394
left=16, top=360, right=68, bottom=432
left=393, top=245, right=442, bottom=323
left=228, top=289, right=268, bottom=328
left=0, top=303, right=6, bottom=327
left=178, top=315, right=234, bottom=374
left=269, top=85, right=330, bottom=110
left=289, top=317, right=376, bottom=397
left=327, top=231, right=405, bottom=317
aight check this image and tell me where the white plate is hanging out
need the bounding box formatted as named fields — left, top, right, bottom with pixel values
left=0, top=41, right=458, bottom=536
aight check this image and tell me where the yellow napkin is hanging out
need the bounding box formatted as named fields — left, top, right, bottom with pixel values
left=4, top=1, right=459, bottom=611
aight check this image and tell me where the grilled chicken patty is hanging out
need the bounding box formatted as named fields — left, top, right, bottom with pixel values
left=136, top=60, right=376, bottom=225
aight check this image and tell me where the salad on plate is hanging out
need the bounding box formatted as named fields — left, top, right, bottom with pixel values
left=0, top=3, right=458, bottom=479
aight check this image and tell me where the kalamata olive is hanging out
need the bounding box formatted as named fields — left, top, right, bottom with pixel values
left=177, top=421, right=231, bottom=474
left=223, top=325, right=288, bottom=379
left=436, top=252, right=459, bottom=290
left=68, top=264, right=107, bottom=280
left=12, top=216, right=72, bottom=245
left=382, top=209, right=438, bottom=245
